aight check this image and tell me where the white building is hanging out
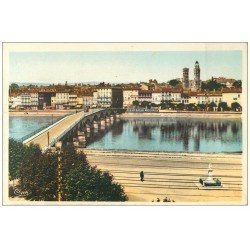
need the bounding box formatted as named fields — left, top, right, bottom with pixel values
left=138, top=90, right=153, bottom=103
left=82, top=94, right=93, bottom=108
left=170, top=90, right=182, bottom=103
left=222, top=89, right=242, bottom=107
left=92, top=91, right=98, bottom=107
left=30, top=93, right=38, bottom=109
left=9, top=96, right=22, bottom=109
left=69, top=94, right=78, bottom=108
left=55, top=92, right=69, bottom=104
left=96, top=87, right=123, bottom=108
left=151, top=91, right=162, bottom=105
left=123, top=88, right=139, bottom=107
left=162, top=90, right=172, bottom=102
left=21, top=93, right=31, bottom=107
left=54, top=92, right=69, bottom=109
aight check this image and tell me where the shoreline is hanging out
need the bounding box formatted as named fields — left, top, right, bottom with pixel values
left=9, top=110, right=75, bottom=117
left=83, top=148, right=242, bottom=156
left=82, top=149, right=242, bottom=162
left=122, top=111, right=242, bottom=119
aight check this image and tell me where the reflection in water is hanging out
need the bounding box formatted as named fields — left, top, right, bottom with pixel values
left=87, top=117, right=242, bottom=153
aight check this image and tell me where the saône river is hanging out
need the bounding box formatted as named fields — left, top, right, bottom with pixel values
left=9, top=116, right=242, bottom=153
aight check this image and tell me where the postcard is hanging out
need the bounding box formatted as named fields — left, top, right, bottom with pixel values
left=2, top=42, right=248, bottom=205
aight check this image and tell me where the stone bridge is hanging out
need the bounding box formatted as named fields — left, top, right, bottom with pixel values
left=24, top=108, right=126, bottom=152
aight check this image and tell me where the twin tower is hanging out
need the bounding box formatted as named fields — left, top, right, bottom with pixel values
left=182, top=61, right=201, bottom=90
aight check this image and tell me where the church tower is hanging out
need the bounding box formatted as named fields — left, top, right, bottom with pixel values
left=194, top=61, right=201, bottom=89
left=182, top=68, right=189, bottom=89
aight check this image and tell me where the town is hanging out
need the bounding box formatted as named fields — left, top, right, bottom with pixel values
left=9, top=61, right=242, bottom=112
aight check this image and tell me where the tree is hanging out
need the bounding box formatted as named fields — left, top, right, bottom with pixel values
left=132, top=100, right=139, bottom=107
left=231, top=102, right=242, bottom=111
left=62, top=166, right=127, bottom=201
left=187, top=103, right=197, bottom=111
left=10, top=83, right=19, bottom=91
left=168, top=79, right=182, bottom=87
left=9, top=139, right=25, bottom=181
left=141, top=101, right=151, bottom=109
left=11, top=140, right=127, bottom=201
left=218, top=102, right=228, bottom=111
left=197, top=103, right=206, bottom=111
left=176, top=103, right=185, bottom=110
left=208, top=102, right=217, bottom=111
left=233, top=80, right=242, bottom=88
left=202, top=79, right=223, bottom=91
left=18, top=144, right=58, bottom=201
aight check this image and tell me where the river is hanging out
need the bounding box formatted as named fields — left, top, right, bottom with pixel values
left=9, top=116, right=242, bottom=153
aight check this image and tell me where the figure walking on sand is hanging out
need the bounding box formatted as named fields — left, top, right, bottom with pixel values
left=140, top=171, right=144, bottom=182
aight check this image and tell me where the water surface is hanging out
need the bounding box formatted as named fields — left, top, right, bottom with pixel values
left=86, top=117, right=242, bottom=153
left=9, top=116, right=55, bottom=140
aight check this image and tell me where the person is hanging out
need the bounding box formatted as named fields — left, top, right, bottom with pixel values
left=140, top=171, right=144, bottom=182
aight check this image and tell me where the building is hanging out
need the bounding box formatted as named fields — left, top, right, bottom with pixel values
left=9, top=96, right=22, bottom=109
left=170, top=90, right=182, bottom=103
left=207, top=92, right=222, bottom=105
left=82, top=93, right=94, bottom=108
left=182, top=68, right=189, bottom=89
left=21, top=93, right=31, bottom=107
left=222, top=88, right=242, bottom=107
left=53, top=92, right=69, bottom=109
left=30, top=93, right=38, bottom=109
left=69, top=94, right=78, bottom=109
left=92, top=91, right=98, bottom=107
left=194, top=61, right=201, bottom=89
left=151, top=91, right=162, bottom=105
left=38, top=91, right=56, bottom=109
left=162, top=88, right=172, bottom=102
left=96, top=87, right=123, bottom=108
left=138, top=90, right=153, bottom=103
left=181, top=92, right=190, bottom=104
left=123, top=88, right=139, bottom=107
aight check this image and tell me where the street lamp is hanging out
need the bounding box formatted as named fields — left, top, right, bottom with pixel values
left=55, top=141, right=62, bottom=202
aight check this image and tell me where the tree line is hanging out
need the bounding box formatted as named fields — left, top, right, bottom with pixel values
left=132, top=100, right=241, bottom=112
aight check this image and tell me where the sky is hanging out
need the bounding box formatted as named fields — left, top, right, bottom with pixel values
left=9, top=51, right=242, bottom=84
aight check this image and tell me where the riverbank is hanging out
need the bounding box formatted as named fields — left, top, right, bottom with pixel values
left=122, top=111, right=242, bottom=119
left=82, top=149, right=245, bottom=204
left=9, top=110, right=76, bottom=117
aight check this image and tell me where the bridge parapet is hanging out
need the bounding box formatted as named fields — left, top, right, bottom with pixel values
left=26, top=108, right=125, bottom=153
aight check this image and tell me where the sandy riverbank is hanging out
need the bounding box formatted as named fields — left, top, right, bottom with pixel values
left=82, top=149, right=245, bottom=204
left=122, top=111, right=242, bottom=119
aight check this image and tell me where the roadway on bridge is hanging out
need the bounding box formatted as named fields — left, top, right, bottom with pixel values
left=24, top=110, right=87, bottom=150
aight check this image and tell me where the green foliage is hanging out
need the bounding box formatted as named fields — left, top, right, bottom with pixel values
left=197, top=104, right=206, bottom=111
left=168, top=79, right=181, bottom=87
left=10, top=140, right=127, bottom=201
left=231, top=102, right=241, bottom=111
left=9, top=139, right=25, bottom=180
left=176, top=103, right=185, bottom=110
left=187, top=103, right=197, bottom=111
left=132, top=100, right=139, bottom=106
left=208, top=102, right=217, bottom=110
left=161, top=100, right=176, bottom=110
left=141, top=101, right=151, bottom=109
left=60, top=144, right=127, bottom=201
left=18, top=144, right=58, bottom=201
left=202, top=80, right=223, bottom=91
left=218, top=102, right=228, bottom=111
left=10, top=83, right=19, bottom=90
left=233, top=80, right=242, bottom=88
